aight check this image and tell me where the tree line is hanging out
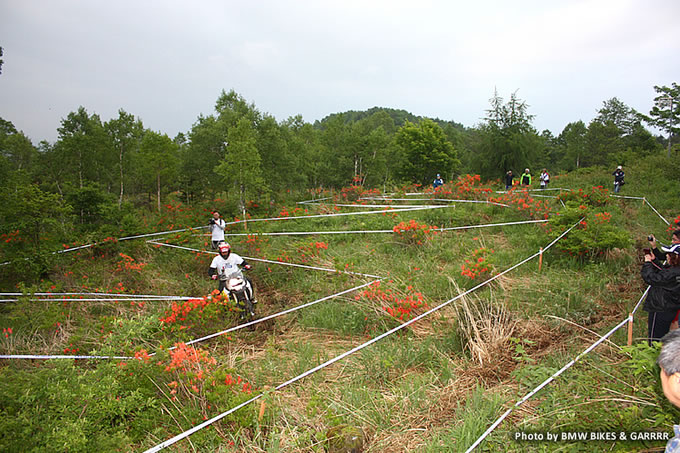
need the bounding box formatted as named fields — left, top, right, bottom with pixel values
left=0, top=86, right=677, bottom=253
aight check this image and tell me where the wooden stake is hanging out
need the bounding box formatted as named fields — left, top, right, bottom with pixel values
left=627, top=314, right=633, bottom=346
left=538, top=247, right=543, bottom=271
left=258, top=401, right=266, bottom=421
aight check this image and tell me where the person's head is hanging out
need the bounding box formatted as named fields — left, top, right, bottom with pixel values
left=524, top=168, right=529, bottom=173
left=436, top=174, right=441, bottom=178
left=617, top=165, right=622, bottom=170
left=672, top=229, right=680, bottom=244
left=658, top=329, right=680, bottom=408
left=212, top=211, right=220, bottom=220
left=218, top=242, right=231, bottom=258
left=663, top=244, right=680, bottom=266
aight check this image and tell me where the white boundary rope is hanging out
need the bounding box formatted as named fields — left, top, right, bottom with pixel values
left=643, top=198, right=670, bottom=226
left=0, top=292, right=196, bottom=299
left=0, top=297, right=196, bottom=303
left=0, top=353, right=135, bottom=360
left=143, top=219, right=583, bottom=453
left=631, top=286, right=650, bottom=315
left=222, top=205, right=451, bottom=226
left=359, top=196, right=509, bottom=208
left=464, top=316, right=631, bottom=453
left=146, top=241, right=385, bottom=280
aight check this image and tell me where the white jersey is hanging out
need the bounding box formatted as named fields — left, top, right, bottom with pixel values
left=210, top=253, right=244, bottom=280
left=210, top=219, right=226, bottom=241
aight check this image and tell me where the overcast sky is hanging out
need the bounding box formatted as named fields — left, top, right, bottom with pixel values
left=1, top=0, right=678, bottom=143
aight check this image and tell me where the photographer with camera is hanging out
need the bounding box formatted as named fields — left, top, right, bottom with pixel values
left=209, top=211, right=226, bottom=250
left=648, top=229, right=680, bottom=262
left=642, top=242, right=680, bottom=345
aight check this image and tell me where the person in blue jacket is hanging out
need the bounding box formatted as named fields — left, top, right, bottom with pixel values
left=433, top=174, right=444, bottom=189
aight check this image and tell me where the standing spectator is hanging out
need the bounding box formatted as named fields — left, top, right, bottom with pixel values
left=657, top=330, right=680, bottom=451
left=539, top=169, right=550, bottom=189
left=612, top=165, right=625, bottom=193
left=209, top=211, right=226, bottom=250
left=641, top=244, right=680, bottom=345
left=433, top=174, right=444, bottom=189
left=504, top=170, right=513, bottom=190
left=520, top=168, right=532, bottom=186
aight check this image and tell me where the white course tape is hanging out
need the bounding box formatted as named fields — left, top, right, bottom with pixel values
left=299, top=203, right=436, bottom=209
left=437, top=219, right=548, bottom=231
left=631, top=286, right=651, bottom=315
left=0, top=292, right=196, bottom=299
left=0, top=353, right=135, bottom=360
left=610, top=194, right=645, bottom=200
left=643, top=199, right=670, bottom=225
left=192, top=219, right=546, bottom=238
left=464, top=315, right=631, bottom=453
left=146, top=241, right=385, bottom=280
left=143, top=219, right=583, bottom=453
left=360, top=196, right=509, bottom=208
left=0, top=297, right=195, bottom=303
left=296, top=196, right=334, bottom=205
left=222, top=205, right=451, bottom=226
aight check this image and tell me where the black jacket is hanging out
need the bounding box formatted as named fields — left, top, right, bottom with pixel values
left=641, top=261, right=680, bottom=312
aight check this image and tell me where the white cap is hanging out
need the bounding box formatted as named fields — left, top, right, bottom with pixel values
left=617, top=165, right=622, bottom=169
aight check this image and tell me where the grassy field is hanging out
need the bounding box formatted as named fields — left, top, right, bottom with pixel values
left=1, top=165, right=679, bottom=452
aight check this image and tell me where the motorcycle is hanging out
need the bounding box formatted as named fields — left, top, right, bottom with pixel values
left=222, top=269, right=255, bottom=320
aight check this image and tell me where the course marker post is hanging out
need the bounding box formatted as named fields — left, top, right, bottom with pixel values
left=538, top=247, right=543, bottom=271
left=627, top=313, right=634, bottom=346
left=258, top=401, right=266, bottom=421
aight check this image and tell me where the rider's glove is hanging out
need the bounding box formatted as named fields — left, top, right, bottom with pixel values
left=211, top=275, right=217, bottom=280
left=244, top=264, right=252, bottom=270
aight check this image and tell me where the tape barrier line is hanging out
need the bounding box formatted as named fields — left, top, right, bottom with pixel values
left=360, top=196, right=510, bottom=208
left=0, top=225, right=209, bottom=267
left=437, top=219, right=548, bottom=231
left=296, top=196, right=334, bottom=205
left=464, top=316, right=631, bottom=453
left=0, top=297, right=196, bottom=303
left=222, top=205, right=451, bottom=227
left=0, top=354, right=136, bottom=360
left=297, top=203, right=437, bottom=209
left=610, top=194, right=646, bottom=200
left=0, top=292, right=196, bottom=299
left=192, top=219, right=547, bottom=239
left=643, top=199, right=670, bottom=225
left=170, top=280, right=381, bottom=351
left=631, top=286, right=651, bottom=315
left=143, top=219, right=583, bottom=453
left=146, top=241, right=385, bottom=280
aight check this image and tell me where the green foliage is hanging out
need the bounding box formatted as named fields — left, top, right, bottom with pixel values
left=548, top=202, right=631, bottom=259
left=395, top=119, right=460, bottom=184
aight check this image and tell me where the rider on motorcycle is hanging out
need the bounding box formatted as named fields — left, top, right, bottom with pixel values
left=208, top=242, right=255, bottom=302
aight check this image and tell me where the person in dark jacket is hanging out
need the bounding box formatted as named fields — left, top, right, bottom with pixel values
left=612, top=166, right=625, bottom=193
left=505, top=170, right=513, bottom=190
left=649, top=229, right=680, bottom=262
left=642, top=245, right=680, bottom=345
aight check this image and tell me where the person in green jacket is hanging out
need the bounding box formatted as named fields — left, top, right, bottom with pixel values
left=520, top=168, right=532, bottom=186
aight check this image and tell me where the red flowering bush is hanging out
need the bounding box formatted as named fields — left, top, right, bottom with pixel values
left=160, top=291, right=238, bottom=335
left=547, top=205, right=630, bottom=259
left=667, top=214, right=680, bottom=233
left=428, top=174, right=494, bottom=200
left=393, top=220, right=439, bottom=245
left=355, top=280, right=428, bottom=321
left=297, top=241, right=329, bottom=263
left=557, top=186, right=610, bottom=208
left=460, top=248, right=494, bottom=280
left=489, top=188, right=552, bottom=220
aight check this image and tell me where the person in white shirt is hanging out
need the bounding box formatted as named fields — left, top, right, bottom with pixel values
left=209, top=211, right=226, bottom=249
left=209, top=242, right=253, bottom=297
left=539, top=169, right=550, bottom=189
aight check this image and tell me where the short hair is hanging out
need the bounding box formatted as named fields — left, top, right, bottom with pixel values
left=673, top=229, right=680, bottom=239
left=658, top=329, right=680, bottom=375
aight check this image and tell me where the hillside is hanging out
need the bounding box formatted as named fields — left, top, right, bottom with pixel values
left=1, top=162, right=679, bottom=452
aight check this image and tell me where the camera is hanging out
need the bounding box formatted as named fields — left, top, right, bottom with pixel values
left=647, top=235, right=653, bottom=241
left=209, top=218, right=215, bottom=225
